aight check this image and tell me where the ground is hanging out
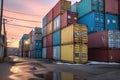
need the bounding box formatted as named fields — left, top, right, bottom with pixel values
left=0, top=56, right=120, bottom=80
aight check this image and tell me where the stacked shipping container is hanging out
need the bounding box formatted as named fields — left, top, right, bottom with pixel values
left=28, top=27, right=42, bottom=58
left=71, top=0, right=120, bottom=62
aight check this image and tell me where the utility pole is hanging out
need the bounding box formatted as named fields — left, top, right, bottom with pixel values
left=0, top=0, right=3, bottom=34
left=3, top=19, right=7, bottom=57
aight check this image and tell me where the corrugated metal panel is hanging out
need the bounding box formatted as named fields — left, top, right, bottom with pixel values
left=61, top=44, right=88, bottom=63
left=46, top=34, right=52, bottom=47
left=42, top=48, right=46, bottom=59
left=61, top=24, right=88, bottom=44
left=53, top=30, right=60, bottom=46
left=47, top=21, right=53, bottom=35
left=34, top=33, right=42, bottom=40
left=53, top=0, right=71, bottom=19
left=105, top=0, right=118, bottom=15
left=53, top=15, right=61, bottom=32
left=46, top=47, right=53, bottom=59
left=42, top=26, right=47, bottom=37
left=89, top=49, right=120, bottom=62
left=53, top=46, right=60, bottom=60
left=61, top=72, right=74, bottom=80
left=89, top=30, right=120, bottom=49
left=43, top=15, right=48, bottom=27
left=61, top=11, right=78, bottom=28
left=34, top=50, right=42, bottom=58
left=48, top=9, right=53, bottom=23
left=34, top=40, right=42, bottom=50
left=78, top=12, right=104, bottom=33
left=43, top=37, right=46, bottom=48
left=105, top=14, right=118, bottom=30
left=71, top=2, right=78, bottom=12
left=77, top=0, right=104, bottom=18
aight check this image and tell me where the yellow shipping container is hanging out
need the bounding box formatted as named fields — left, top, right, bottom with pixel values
left=24, top=38, right=30, bottom=51
left=61, top=44, right=88, bottom=63
left=61, top=24, right=88, bottom=44
left=60, top=1, right=71, bottom=14
left=47, top=21, right=53, bottom=35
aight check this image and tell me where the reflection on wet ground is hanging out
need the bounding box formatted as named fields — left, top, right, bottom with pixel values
left=9, top=57, right=81, bottom=80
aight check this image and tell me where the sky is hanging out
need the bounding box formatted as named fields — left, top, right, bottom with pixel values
left=2, top=0, right=80, bottom=48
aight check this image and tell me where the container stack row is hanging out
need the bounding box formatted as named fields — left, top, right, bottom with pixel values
left=19, top=27, right=42, bottom=58
left=71, top=0, right=120, bottom=62
left=42, top=0, right=88, bottom=63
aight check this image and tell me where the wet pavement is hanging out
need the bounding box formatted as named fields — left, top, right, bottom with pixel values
left=0, top=56, right=120, bottom=80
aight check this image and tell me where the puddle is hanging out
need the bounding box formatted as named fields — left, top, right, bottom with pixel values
left=34, top=71, right=81, bottom=80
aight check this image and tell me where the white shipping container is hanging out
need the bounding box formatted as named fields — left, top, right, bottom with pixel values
left=53, top=15, right=61, bottom=32
left=53, top=46, right=60, bottom=60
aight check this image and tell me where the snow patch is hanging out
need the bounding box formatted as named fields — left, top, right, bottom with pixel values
left=87, top=61, right=120, bottom=65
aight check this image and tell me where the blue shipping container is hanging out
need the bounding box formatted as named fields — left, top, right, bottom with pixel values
left=43, top=15, right=48, bottom=27
left=34, top=50, right=42, bottom=58
left=42, top=48, right=46, bottom=59
left=78, top=12, right=104, bottom=33
left=34, top=40, right=42, bottom=50
left=105, top=14, right=118, bottom=30
left=77, top=0, right=104, bottom=18
left=71, top=2, right=78, bottom=12
left=53, top=30, right=60, bottom=46
left=53, top=46, right=60, bottom=60
left=53, top=72, right=61, bottom=80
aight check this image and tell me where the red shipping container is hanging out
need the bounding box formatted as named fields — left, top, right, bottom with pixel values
left=53, top=0, right=71, bottom=19
left=88, top=30, right=108, bottom=48
left=46, top=34, right=52, bottom=47
left=46, top=72, right=53, bottom=80
left=89, top=49, right=120, bottom=62
left=61, top=11, right=78, bottom=28
left=105, top=0, right=118, bottom=14
left=46, top=47, right=53, bottom=59
left=47, top=9, right=53, bottom=24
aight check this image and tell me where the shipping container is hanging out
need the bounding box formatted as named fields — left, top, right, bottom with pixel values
left=88, top=30, right=120, bottom=49
left=53, top=15, right=61, bottom=32
left=23, top=51, right=28, bottom=57
left=53, top=0, right=71, bottom=19
left=61, top=24, right=88, bottom=44
left=61, top=44, right=88, bottom=63
left=34, top=50, right=42, bottom=58
left=34, top=33, right=42, bottom=40
left=61, top=11, right=78, bottom=28
left=61, top=72, right=74, bottom=80
left=89, top=49, right=120, bottom=62
left=71, top=2, right=78, bottom=12
left=46, top=47, right=53, bottom=59
left=105, top=0, right=118, bottom=15
left=34, top=27, right=42, bottom=34
left=29, top=42, right=34, bottom=50
left=23, top=38, right=30, bottom=51
left=42, top=48, right=46, bottom=59
left=53, top=30, right=60, bottom=46
left=43, top=37, right=46, bottom=48
left=77, top=0, right=104, bottom=18
left=30, top=50, right=34, bottom=58
left=34, top=40, right=42, bottom=50
left=0, top=35, right=4, bottom=61
left=46, top=34, right=52, bottom=47
left=78, top=12, right=104, bottom=33
left=53, top=46, right=60, bottom=60
left=42, top=26, right=47, bottom=37
left=47, top=21, right=53, bottom=35
left=43, top=15, right=48, bottom=27
left=46, top=72, right=53, bottom=80
left=47, top=9, right=53, bottom=23
left=105, top=13, right=118, bottom=30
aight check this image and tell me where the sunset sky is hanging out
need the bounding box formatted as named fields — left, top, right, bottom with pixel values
left=2, top=0, right=80, bottom=48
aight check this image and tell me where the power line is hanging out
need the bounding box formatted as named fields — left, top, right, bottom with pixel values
left=3, top=9, right=42, bottom=17
left=6, top=23, right=35, bottom=28
left=3, top=16, right=42, bottom=23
